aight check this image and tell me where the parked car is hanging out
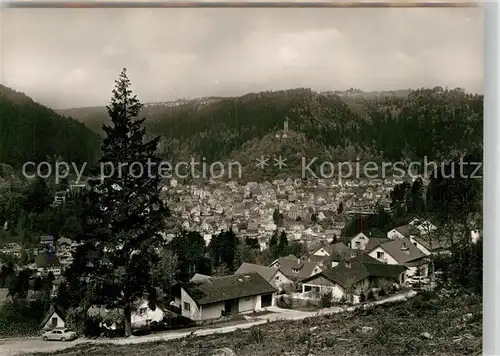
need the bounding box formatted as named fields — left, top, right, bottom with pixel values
left=42, top=328, right=77, bottom=341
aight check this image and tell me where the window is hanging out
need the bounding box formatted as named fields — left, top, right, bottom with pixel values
left=139, top=307, right=147, bottom=315
left=292, top=268, right=299, bottom=273
left=184, top=302, right=190, bottom=311
left=377, top=252, right=385, bottom=259
left=355, top=241, right=361, bottom=247
left=244, top=297, right=251, bottom=301
left=275, top=276, right=280, bottom=280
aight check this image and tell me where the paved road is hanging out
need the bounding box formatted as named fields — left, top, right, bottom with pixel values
left=0, top=291, right=416, bottom=356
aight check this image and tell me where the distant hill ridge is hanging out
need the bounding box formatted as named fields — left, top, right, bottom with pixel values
left=0, top=85, right=101, bottom=168
left=24, top=86, right=485, bottom=180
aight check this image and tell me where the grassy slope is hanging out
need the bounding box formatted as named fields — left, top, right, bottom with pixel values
left=30, top=292, right=482, bottom=356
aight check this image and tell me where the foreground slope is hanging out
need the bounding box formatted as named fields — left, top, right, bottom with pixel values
left=28, top=292, right=481, bottom=356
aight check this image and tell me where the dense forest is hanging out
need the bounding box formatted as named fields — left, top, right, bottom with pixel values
left=58, top=87, right=483, bottom=176
left=0, top=85, right=101, bottom=168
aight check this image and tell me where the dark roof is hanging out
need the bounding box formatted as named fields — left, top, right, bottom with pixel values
left=364, top=237, right=390, bottom=251
left=235, top=263, right=278, bottom=282
left=40, top=305, right=66, bottom=327
left=302, top=258, right=406, bottom=291
left=375, top=238, right=426, bottom=264
left=363, top=263, right=406, bottom=279
left=307, top=254, right=331, bottom=263
left=348, top=253, right=383, bottom=265
left=325, top=242, right=352, bottom=260
left=272, top=256, right=322, bottom=281
left=305, top=262, right=370, bottom=290
left=413, top=236, right=451, bottom=252
left=313, top=242, right=356, bottom=262
left=392, top=225, right=420, bottom=237
left=182, top=272, right=277, bottom=306
left=35, top=252, right=61, bottom=268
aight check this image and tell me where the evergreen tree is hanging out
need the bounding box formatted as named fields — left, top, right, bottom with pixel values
left=68, top=69, right=169, bottom=337
left=244, top=237, right=260, bottom=250
left=410, top=177, right=425, bottom=213
left=268, top=230, right=279, bottom=259
left=170, top=230, right=209, bottom=281
left=277, top=230, right=289, bottom=257
left=209, top=228, right=239, bottom=272
left=24, top=177, right=52, bottom=214
left=337, top=202, right=344, bottom=215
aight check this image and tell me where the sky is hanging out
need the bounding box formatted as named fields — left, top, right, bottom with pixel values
left=0, top=6, right=483, bottom=109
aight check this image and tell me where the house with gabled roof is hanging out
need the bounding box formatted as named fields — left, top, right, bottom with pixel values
left=409, top=236, right=452, bottom=256
left=364, top=237, right=390, bottom=252
left=348, top=232, right=370, bottom=250
left=309, top=242, right=358, bottom=268
left=235, top=262, right=293, bottom=291
left=367, top=238, right=430, bottom=277
left=387, top=224, right=420, bottom=240
left=301, top=254, right=406, bottom=304
left=177, top=272, right=277, bottom=321
left=41, top=305, right=67, bottom=331
left=269, top=255, right=323, bottom=284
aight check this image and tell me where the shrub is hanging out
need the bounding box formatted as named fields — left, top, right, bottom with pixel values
left=248, top=327, right=264, bottom=344
left=378, top=288, right=387, bottom=297
left=419, top=290, right=437, bottom=301
left=359, top=293, right=366, bottom=303
left=319, top=292, right=333, bottom=308
left=367, top=289, right=375, bottom=301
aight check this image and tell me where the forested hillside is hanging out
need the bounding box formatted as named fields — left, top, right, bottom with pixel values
left=0, top=85, right=101, bottom=168
left=60, top=87, right=483, bottom=171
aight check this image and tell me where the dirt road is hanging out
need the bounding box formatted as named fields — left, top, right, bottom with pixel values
left=0, top=291, right=416, bottom=355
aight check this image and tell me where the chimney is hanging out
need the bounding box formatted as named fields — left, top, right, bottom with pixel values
left=297, top=259, right=301, bottom=264
left=345, top=261, right=351, bottom=268
left=244, top=275, right=251, bottom=282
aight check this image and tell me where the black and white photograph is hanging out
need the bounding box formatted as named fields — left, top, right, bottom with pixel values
left=0, top=3, right=483, bottom=356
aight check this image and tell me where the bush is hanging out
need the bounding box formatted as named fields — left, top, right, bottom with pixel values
left=378, top=288, right=387, bottom=297
left=319, top=292, right=333, bottom=308
left=419, top=290, right=437, bottom=301
left=277, top=295, right=292, bottom=309
left=359, top=293, right=366, bottom=303
left=248, top=327, right=264, bottom=344
left=367, top=290, right=375, bottom=301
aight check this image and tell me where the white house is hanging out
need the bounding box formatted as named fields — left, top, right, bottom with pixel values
left=409, top=218, right=437, bottom=235
left=386, top=225, right=419, bottom=240
left=470, top=229, right=481, bottom=244
left=409, top=236, right=451, bottom=256
left=40, top=306, right=66, bottom=331
left=348, top=232, right=370, bottom=250
left=175, top=272, right=277, bottom=322
left=367, top=238, right=429, bottom=278
left=131, top=300, right=165, bottom=328
left=301, top=256, right=406, bottom=304
left=235, top=262, right=293, bottom=291
left=269, top=255, right=324, bottom=283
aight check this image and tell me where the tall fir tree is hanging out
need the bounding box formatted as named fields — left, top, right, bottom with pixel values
left=68, top=69, right=169, bottom=336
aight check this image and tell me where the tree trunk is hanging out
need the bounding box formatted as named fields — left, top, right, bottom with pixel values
left=124, top=302, right=132, bottom=337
